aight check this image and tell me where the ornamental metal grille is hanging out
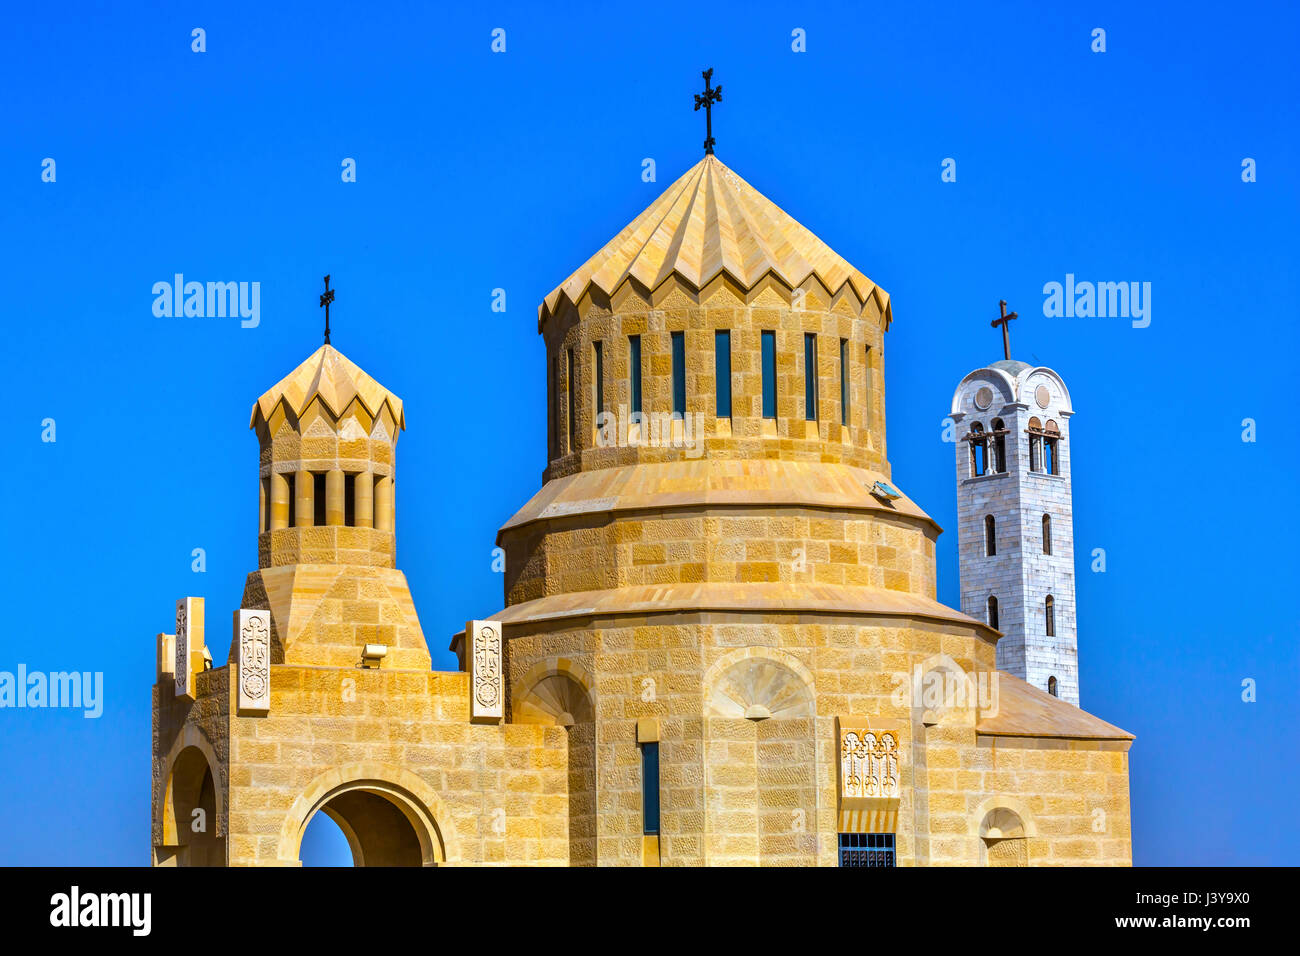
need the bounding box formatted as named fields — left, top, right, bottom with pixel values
left=838, top=832, right=896, bottom=868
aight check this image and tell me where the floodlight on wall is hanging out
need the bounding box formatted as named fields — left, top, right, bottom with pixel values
left=361, top=644, right=388, bottom=668
left=870, top=480, right=902, bottom=501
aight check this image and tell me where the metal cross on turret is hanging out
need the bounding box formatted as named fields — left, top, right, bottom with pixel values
left=694, top=68, right=722, bottom=155
left=320, top=275, right=335, bottom=345
left=990, top=299, right=1017, bottom=361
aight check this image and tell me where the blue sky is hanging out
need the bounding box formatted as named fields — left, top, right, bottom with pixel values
left=1, top=1, right=1295, bottom=866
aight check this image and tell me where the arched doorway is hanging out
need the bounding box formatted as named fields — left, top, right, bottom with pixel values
left=158, top=745, right=226, bottom=867
left=294, top=781, right=442, bottom=867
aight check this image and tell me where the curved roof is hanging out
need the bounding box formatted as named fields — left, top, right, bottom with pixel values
left=539, top=154, right=891, bottom=328
left=498, top=458, right=939, bottom=539
left=250, top=344, right=405, bottom=430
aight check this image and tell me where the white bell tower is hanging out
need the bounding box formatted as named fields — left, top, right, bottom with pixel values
left=950, top=307, right=1080, bottom=705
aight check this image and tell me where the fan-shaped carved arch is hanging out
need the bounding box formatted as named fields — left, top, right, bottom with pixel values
left=704, top=648, right=815, bottom=719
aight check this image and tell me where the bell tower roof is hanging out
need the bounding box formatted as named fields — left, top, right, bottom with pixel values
left=250, top=344, right=406, bottom=431
left=539, top=154, right=891, bottom=330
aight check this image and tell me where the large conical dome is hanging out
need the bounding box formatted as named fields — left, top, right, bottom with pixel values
left=539, top=154, right=891, bottom=330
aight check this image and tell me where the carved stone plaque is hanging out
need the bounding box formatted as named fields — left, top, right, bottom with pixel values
left=236, top=609, right=272, bottom=716
left=467, top=620, right=503, bottom=723
left=174, top=597, right=204, bottom=700
left=836, top=719, right=903, bottom=833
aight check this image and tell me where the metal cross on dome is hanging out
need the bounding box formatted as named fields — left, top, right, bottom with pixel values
left=319, top=275, right=335, bottom=345
left=991, top=299, right=1018, bottom=361
left=694, top=68, right=722, bottom=155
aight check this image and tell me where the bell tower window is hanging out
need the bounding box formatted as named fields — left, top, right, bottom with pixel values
left=969, top=422, right=987, bottom=476
left=1042, top=514, right=1052, bottom=555
left=987, top=595, right=999, bottom=630
left=1045, top=595, right=1055, bottom=637
left=984, top=515, right=996, bottom=556
left=990, top=417, right=1007, bottom=473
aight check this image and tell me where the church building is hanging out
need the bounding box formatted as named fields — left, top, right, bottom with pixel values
left=150, top=102, right=1134, bottom=866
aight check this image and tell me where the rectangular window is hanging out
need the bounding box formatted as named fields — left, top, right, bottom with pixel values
left=344, top=473, right=357, bottom=527
left=838, top=832, right=896, bottom=868
left=715, top=330, right=732, bottom=418
left=864, top=344, right=873, bottom=426
left=548, top=353, right=559, bottom=458
left=761, top=330, right=777, bottom=419
left=593, top=340, right=604, bottom=423
left=566, top=347, right=575, bottom=452
left=839, top=338, right=849, bottom=426
left=642, top=742, right=660, bottom=836
left=629, top=335, right=642, bottom=416
left=671, top=331, right=686, bottom=415
left=312, top=472, right=327, bottom=527
left=286, top=475, right=296, bottom=529
left=804, top=333, right=818, bottom=421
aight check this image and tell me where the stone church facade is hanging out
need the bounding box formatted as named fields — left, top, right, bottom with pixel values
left=151, top=154, right=1133, bottom=867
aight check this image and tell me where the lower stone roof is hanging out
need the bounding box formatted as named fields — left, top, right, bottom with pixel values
left=976, top=672, right=1134, bottom=741
left=500, top=458, right=939, bottom=537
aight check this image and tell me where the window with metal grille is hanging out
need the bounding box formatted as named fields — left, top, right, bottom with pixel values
left=838, top=832, right=896, bottom=867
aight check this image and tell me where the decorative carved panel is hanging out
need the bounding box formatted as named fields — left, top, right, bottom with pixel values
left=236, top=609, right=272, bottom=716
left=467, top=620, right=503, bottom=723
left=174, top=597, right=203, bottom=700
left=836, top=720, right=902, bottom=833
left=840, top=728, right=901, bottom=799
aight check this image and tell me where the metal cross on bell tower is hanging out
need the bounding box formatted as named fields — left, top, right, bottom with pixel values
left=694, top=68, right=722, bottom=155
left=319, top=275, right=335, bottom=345
left=990, top=299, right=1018, bottom=361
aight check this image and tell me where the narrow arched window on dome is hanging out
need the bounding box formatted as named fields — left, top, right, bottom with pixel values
left=839, top=338, right=849, bottom=426
left=629, top=335, right=643, bottom=417
left=804, top=333, right=818, bottom=421
left=761, top=331, right=777, bottom=420
left=991, top=418, right=1007, bottom=473
left=671, top=331, right=686, bottom=416
left=715, top=331, right=731, bottom=418
left=970, top=422, right=987, bottom=476
left=1048, top=676, right=1059, bottom=697
left=1045, top=595, right=1055, bottom=637
left=566, top=347, right=576, bottom=453
left=1042, top=514, right=1052, bottom=555
left=987, top=595, right=999, bottom=630
left=593, top=340, right=604, bottom=424
left=863, top=344, right=874, bottom=427
left=984, top=515, right=996, bottom=556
